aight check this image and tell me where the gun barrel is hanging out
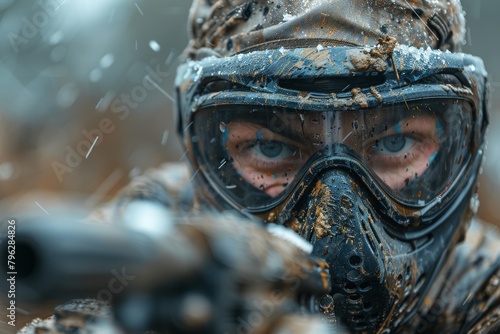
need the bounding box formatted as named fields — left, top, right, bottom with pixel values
left=1, top=217, right=203, bottom=302
left=1, top=211, right=331, bottom=333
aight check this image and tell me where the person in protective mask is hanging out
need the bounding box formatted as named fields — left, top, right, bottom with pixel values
left=17, top=0, right=500, bottom=333
left=174, top=0, right=499, bottom=333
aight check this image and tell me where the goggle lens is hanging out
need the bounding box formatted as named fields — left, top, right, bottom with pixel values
left=193, top=99, right=473, bottom=210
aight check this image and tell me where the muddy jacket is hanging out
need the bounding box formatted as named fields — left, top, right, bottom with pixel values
left=17, top=163, right=500, bottom=334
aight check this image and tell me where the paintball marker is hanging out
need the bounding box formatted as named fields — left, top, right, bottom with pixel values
left=1, top=202, right=334, bottom=334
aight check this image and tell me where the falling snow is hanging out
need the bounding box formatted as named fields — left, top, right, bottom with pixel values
left=149, top=40, right=161, bottom=52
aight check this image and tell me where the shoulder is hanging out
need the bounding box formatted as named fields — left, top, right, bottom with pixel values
left=88, top=162, right=195, bottom=224
left=415, top=218, right=500, bottom=333
left=456, top=219, right=500, bottom=333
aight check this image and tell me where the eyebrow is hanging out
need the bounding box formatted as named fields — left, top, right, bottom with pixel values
left=233, top=112, right=398, bottom=142
left=360, top=107, right=429, bottom=137
left=228, top=105, right=435, bottom=143
left=232, top=114, right=306, bottom=142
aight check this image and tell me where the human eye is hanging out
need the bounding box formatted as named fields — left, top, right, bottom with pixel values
left=247, top=140, right=296, bottom=161
left=366, top=118, right=440, bottom=191
left=373, top=135, right=416, bottom=155
left=230, top=132, right=301, bottom=171
left=225, top=122, right=307, bottom=197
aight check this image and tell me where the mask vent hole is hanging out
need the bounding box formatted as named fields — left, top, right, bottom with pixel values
left=359, top=281, right=371, bottom=291
left=345, top=282, right=357, bottom=292
left=406, top=294, right=421, bottom=314
left=347, top=270, right=362, bottom=282
left=405, top=265, right=412, bottom=281
left=352, top=314, right=364, bottom=321
left=361, top=219, right=379, bottom=258
left=278, top=75, right=386, bottom=94
left=369, top=313, right=380, bottom=322
left=413, top=274, right=427, bottom=293
left=353, top=322, right=369, bottom=331
left=349, top=294, right=362, bottom=302
left=363, top=302, right=372, bottom=311
left=349, top=255, right=363, bottom=267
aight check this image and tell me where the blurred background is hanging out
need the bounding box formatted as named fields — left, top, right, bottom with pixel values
left=0, top=0, right=498, bottom=219
left=0, top=0, right=498, bottom=331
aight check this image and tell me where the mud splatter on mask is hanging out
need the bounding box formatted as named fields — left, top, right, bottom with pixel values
left=177, top=43, right=487, bottom=216
left=176, top=40, right=489, bottom=332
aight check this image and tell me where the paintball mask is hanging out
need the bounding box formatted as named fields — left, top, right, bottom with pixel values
left=175, top=0, right=488, bottom=332
left=175, top=40, right=488, bottom=332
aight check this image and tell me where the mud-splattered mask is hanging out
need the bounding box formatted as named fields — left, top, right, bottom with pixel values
left=177, top=42, right=487, bottom=216
left=175, top=42, right=488, bottom=332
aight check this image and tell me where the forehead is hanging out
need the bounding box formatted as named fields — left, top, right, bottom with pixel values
left=232, top=109, right=380, bottom=130
left=221, top=104, right=442, bottom=147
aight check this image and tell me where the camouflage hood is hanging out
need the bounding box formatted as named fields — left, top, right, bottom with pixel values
left=185, top=0, right=466, bottom=59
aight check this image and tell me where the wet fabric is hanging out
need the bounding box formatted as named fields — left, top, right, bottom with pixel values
left=186, top=0, right=466, bottom=59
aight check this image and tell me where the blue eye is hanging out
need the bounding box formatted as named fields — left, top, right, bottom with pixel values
left=253, top=141, right=294, bottom=159
left=376, top=135, right=415, bottom=154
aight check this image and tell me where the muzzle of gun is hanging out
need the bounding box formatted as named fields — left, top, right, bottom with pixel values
left=1, top=203, right=332, bottom=334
